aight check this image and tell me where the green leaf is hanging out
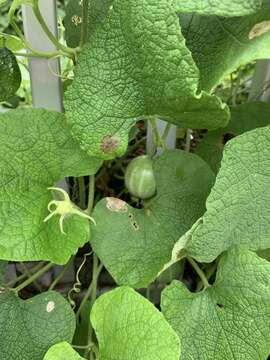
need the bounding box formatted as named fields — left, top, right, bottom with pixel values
left=161, top=248, right=270, bottom=360
left=65, top=0, right=229, bottom=159
left=180, top=0, right=270, bottom=91
left=174, top=0, right=262, bottom=16
left=0, top=290, right=75, bottom=360
left=196, top=102, right=270, bottom=173
left=186, top=125, right=270, bottom=262
left=0, top=109, right=102, bottom=264
left=91, top=286, right=180, bottom=360
left=91, top=150, right=214, bottom=287
left=63, top=0, right=82, bottom=48
left=0, top=47, right=21, bottom=102
left=0, top=34, right=24, bottom=52
left=44, top=342, right=84, bottom=360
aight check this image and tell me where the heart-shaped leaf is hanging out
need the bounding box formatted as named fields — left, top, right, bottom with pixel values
left=44, top=342, right=84, bottom=360
left=91, top=286, right=180, bottom=360
left=0, top=109, right=102, bottom=264
left=161, top=248, right=270, bottom=360
left=65, top=0, right=229, bottom=159
left=180, top=0, right=270, bottom=91
left=91, top=150, right=214, bottom=287
left=186, top=126, right=270, bottom=262
left=0, top=290, right=75, bottom=360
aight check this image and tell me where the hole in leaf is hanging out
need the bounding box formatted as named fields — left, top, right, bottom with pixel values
left=132, top=221, right=139, bottom=231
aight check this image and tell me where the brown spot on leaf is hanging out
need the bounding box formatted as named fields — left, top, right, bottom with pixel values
left=106, top=197, right=128, bottom=212
left=101, top=135, right=120, bottom=154
left=249, top=21, right=270, bottom=39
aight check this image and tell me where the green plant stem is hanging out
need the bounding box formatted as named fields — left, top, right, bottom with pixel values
left=20, top=263, right=43, bottom=292
left=14, top=263, right=54, bottom=293
left=49, top=257, right=73, bottom=291
left=79, top=177, right=86, bottom=209
left=185, top=129, right=192, bottom=152
left=232, top=68, right=242, bottom=106
left=149, top=117, right=162, bottom=148
left=196, top=262, right=218, bottom=291
left=187, top=257, right=210, bottom=289
left=86, top=253, right=100, bottom=359
left=87, top=175, right=95, bottom=214
left=5, top=262, right=45, bottom=288
left=13, top=50, right=64, bottom=58
left=161, top=122, right=172, bottom=146
left=80, top=0, right=90, bottom=47
left=126, top=136, right=147, bottom=155
left=76, top=261, right=103, bottom=320
left=146, top=286, right=151, bottom=301
left=10, top=20, right=68, bottom=59
left=32, top=4, right=78, bottom=57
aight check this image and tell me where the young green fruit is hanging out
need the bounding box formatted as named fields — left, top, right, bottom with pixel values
left=125, top=155, right=156, bottom=199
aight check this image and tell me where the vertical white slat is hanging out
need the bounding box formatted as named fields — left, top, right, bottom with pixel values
left=21, top=1, right=73, bottom=279
left=147, top=120, right=177, bottom=155
left=22, top=0, right=63, bottom=111
left=249, top=59, right=270, bottom=102
left=22, top=0, right=68, bottom=192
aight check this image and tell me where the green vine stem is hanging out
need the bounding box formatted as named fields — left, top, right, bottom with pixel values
left=196, top=261, right=218, bottom=292
left=49, top=257, right=74, bottom=291
left=85, top=254, right=101, bottom=360
left=161, top=122, right=172, bottom=147
left=75, top=259, right=103, bottom=320
left=149, top=117, right=162, bottom=148
left=5, top=262, right=45, bottom=288
left=80, top=0, right=90, bottom=47
left=13, top=50, right=65, bottom=58
left=20, top=263, right=42, bottom=292
left=14, top=262, right=54, bottom=293
left=185, top=129, right=192, bottom=152
left=10, top=20, right=68, bottom=59
left=32, top=4, right=79, bottom=58
left=79, top=177, right=86, bottom=209
left=10, top=4, right=79, bottom=60
left=187, top=257, right=210, bottom=289
left=87, top=175, right=95, bottom=214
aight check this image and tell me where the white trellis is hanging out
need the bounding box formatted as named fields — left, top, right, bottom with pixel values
left=22, top=0, right=62, bottom=111
left=249, top=59, right=270, bottom=101
left=21, top=0, right=70, bottom=282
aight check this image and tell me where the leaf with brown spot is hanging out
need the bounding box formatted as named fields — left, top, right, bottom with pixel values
left=91, top=150, right=214, bottom=287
